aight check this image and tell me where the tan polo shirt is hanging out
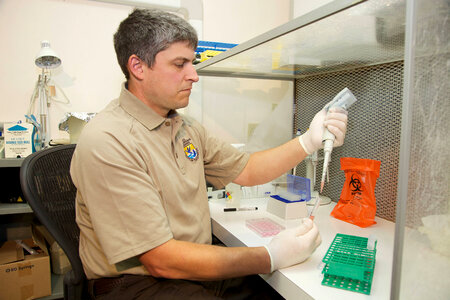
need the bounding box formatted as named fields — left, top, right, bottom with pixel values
left=70, top=85, right=249, bottom=279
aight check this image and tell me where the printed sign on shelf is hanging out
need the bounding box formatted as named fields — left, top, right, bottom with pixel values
left=4, top=122, right=34, bottom=158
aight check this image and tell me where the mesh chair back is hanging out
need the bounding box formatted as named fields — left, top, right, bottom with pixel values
left=20, top=144, right=86, bottom=299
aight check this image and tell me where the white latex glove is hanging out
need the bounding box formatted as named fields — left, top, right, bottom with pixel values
left=264, top=218, right=321, bottom=272
left=325, top=107, right=348, bottom=148
left=299, top=107, right=348, bottom=155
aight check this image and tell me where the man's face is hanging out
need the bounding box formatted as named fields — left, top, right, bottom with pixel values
left=141, top=41, right=199, bottom=117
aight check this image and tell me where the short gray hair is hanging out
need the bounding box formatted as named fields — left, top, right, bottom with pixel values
left=113, top=8, right=198, bottom=79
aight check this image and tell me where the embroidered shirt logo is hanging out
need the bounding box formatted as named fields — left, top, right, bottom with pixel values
left=183, top=138, right=199, bottom=161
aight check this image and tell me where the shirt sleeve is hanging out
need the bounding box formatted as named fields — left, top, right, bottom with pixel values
left=187, top=118, right=250, bottom=189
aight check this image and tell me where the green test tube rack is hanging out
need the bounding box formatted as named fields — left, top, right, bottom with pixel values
left=321, top=233, right=377, bottom=295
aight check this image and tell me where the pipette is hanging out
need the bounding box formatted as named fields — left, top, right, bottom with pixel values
left=320, top=88, right=357, bottom=192
left=293, top=129, right=302, bottom=176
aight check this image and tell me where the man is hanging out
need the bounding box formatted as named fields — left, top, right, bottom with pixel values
left=70, top=8, right=348, bottom=299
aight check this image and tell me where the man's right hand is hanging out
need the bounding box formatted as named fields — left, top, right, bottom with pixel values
left=299, top=106, right=348, bottom=155
left=264, top=218, right=321, bottom=272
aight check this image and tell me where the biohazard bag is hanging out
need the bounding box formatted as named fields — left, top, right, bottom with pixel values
left=330, top=157, right=381, bottom=228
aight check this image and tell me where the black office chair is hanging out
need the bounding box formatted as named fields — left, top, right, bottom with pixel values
left=20, top=144, right=88, bottom=300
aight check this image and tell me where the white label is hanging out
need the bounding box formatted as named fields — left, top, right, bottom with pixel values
left=4, top=123, right=34, bottom=158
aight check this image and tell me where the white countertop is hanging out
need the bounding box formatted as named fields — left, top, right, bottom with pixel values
left=209, top=197, right=395, bottom=300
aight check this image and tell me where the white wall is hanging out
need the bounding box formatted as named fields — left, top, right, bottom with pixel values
left=197, top=0, right=293, bottom=146
left=0, top=0, right=292, bottom=144
left=0, top=0, right=130, bottom=140
left=203, top=0, right=291, bottom=44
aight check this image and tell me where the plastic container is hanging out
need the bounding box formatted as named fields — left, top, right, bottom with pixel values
left=287, top=174, right=311, bottom=202
left=321, top=233, right=377, bottom=295
left=266, top=175, right=311, bottom=220
left=245, top=218, right=285, bottom=237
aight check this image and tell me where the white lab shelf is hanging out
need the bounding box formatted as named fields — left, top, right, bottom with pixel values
left=0, top=202, right=33, bottom=215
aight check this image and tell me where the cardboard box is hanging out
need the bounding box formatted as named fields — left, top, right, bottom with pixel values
left=33, top=225, right=71, bottom=275
left=0, top=239, right=51, bottom=300
left=0, top=241, right=24, bottom=265
left=49, top=242, right=71, bottom=275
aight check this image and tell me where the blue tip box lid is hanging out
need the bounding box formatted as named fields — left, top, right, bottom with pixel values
left=287, top=174, right=311, bottom=202
left=270, top=194, right=306, bottom=203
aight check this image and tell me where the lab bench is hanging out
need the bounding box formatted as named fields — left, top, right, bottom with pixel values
left=209, top=197, right=395, bottom=300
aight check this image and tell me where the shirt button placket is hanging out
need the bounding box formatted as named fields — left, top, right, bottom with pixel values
left=169, top=119, right=185, bottom=174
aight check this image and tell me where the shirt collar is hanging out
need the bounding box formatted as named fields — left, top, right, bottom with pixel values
left=118, top=83, right=181, bottom=130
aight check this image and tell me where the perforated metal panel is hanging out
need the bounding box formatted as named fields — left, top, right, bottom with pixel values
left=294, top=62, right=404, bottom=222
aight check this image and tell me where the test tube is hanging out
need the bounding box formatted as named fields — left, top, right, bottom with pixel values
left=309, top=196, right=320, bottom=220
left=367, top=234, right=377, bottom=250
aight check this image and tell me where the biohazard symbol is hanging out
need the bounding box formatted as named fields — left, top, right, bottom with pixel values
left=349, top=174, right=362, bottom=192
